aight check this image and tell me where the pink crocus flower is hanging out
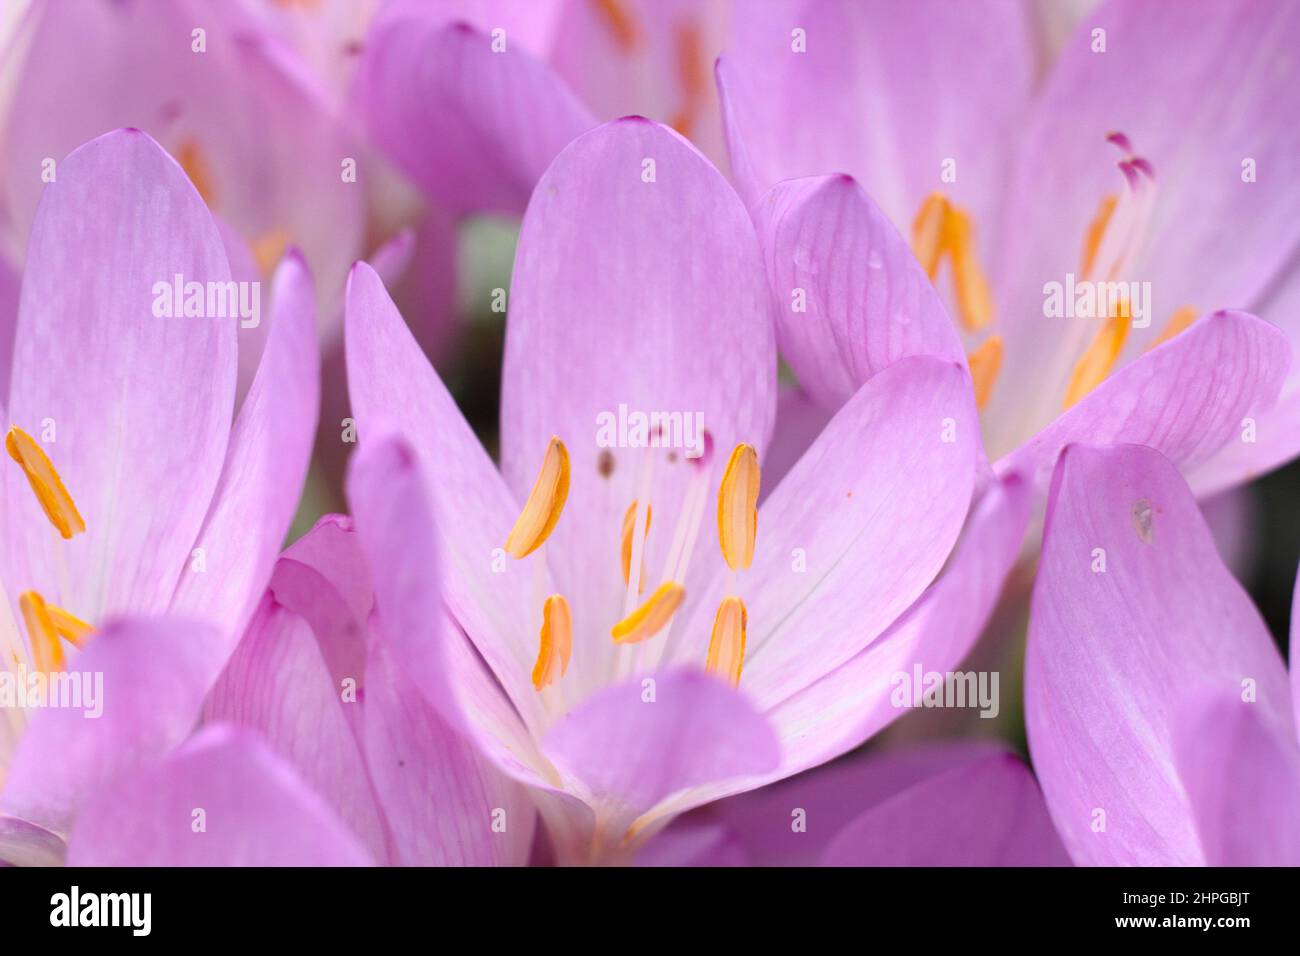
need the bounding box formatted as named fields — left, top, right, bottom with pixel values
left=0, top=128, right=318, bottom=864
left=1024, top=440, right=1300, bottom=866
left=641, top=740, right=1071, bottom=867
left=336, top=114, right=1042, bottom=864
left=717, top=0, right=1298, bottom=497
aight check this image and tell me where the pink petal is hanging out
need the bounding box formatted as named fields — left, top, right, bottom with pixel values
left=1174, top=690, right=1300, bottom=866
left=1, top=616, right=223, bottom=833
left=753, top=173, right=965, bottom=411
left=170, top=250, right=319, bottom=646
left=1025, top=443, right=1293, bottom=865
left=66, top=725, right=372, bottom=866
left=5, top=129, right=236, bottom=619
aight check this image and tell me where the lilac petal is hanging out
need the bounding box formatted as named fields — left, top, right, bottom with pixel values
left=345, top=263, right=547, bottom=731
left=760, top=469, right=1031, bottom=779
left=820, top=748, right=1071, bottom=866
left=688, top=742, right=1007, bottom=866
left=5, top=129, right=236, bottom=620
left=542, top=669, right=780, bottom=826
left=170, top=250, right=319, bottom=646
left=998, top=311, right=1290, bottom=492
left=1294, top=565, right=1300, bottom=735
left=354, top=16, right=595, bottom=216
left=363, top=638, right=536, bottom=866
left=205, top=592, right=392, bottom=864
left=716, top=0, right=1034, bottom=225
left=1025, top=443, right=1292, bottom=865
left=66, top=725, right=372, bottom=866
left=0, top=813, right=66, bottom=867
left=1, top=616, right=223, bottom=833
left=500, top=117, right=776, bottom=692
left=753, top=174, right=965, bottom=411
left=1174, top=690, right=1300, bottom=866
left=675, top=356, right=977, bottom=714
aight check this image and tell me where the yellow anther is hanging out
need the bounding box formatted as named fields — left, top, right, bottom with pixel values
left=1147, top=306, right=1197, bottom=351
left=504, top=436, right=570, bottom=559
left=717, top=443, right=759, bottom=571
left=910, top=193, right=994, bottom=332
left=611, top=581, right=685, bottom=644
left=705, top=596, right=747, bottom=688
left=531, top=594, right=572, bottom=691
left=6, top=425, right=85, bottom=539
left=251, top=227, right=293, bottom=277
left=967, top=336, right=1003, bottom=410
left=668, top=22, right=707, bottom=137
left=1080, top=193, right=1118, bottom=279
left=18, top=591, right=63, bottom=673
left=911, top=193, right=949, bottom=280
left=177, top=138, right=217, bottom=207
left=1064, top=304, right=1131, bottom=409
left=620, top=501, right=652, bottom=589
left=47, top=604, right=94, bottom=648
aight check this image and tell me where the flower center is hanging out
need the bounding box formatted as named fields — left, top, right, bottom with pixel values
left=504, top=435, right=760, bottom=692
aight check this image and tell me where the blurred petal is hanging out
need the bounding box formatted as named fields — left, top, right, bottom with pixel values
left=354, top=16, right=595, bottom=216
left=1025, top=443, right=1293, bottom=865
left=1174, top=690, right=1300, bottom=866
left=820, top=748, right=1071, bottom=866
left=1, top=616, right=222, bottom=833
left=753, top=174, right=964, bottom=411
left=717, top=0, right=1034, bottom=228
left=0, top=0, right=363, bottom=308
left=170, top=251, right=319, bottom=644
left=5, top=129, right=235, bottom=619
left=67, top=725, right=372, bottom=866
left=999, top=311, right=1289, bottom=492
left=675, top=356, right=977, bottom=714
left=0, top=813, right=65, bottom=867
left=635, top=820, right=748, bottom=867
left=500, top=117, right=776, bottom=692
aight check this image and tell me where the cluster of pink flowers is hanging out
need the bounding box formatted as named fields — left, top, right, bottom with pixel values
left=0, top=0, right=1297, bottom=867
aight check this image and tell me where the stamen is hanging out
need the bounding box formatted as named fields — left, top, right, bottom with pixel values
left=1064, top=304, right=1130, bottom=409
left=668, top=22, right=707, bottom=137
left=611, top=582, right=684, bottom=644
left=909, top=193, right=994, bottom=332
left=18, top=591, right=63, bottom=673
left=620, top=501, right=652, bottom=589
left=967, top=336, right=1003, bottom=410
left=47, top=604, right=94, bottom=647
left=910, top=193, right=948, bottom=280
left=717, top=443, right=759, bottom=571
left=504, top=436, right=570, bottom=559
left=593, top=0, right=639, bottom=50
left=1080, top=194, right=1118, bottom=279
left=705, top=596, right=747, bottom=688
left=6, top=425, right=85, bottom=539
left=177, top=138, right=217, bottom=206
left=251, top=228, right=293, bottom=277
left=1147, top=306, right=1197, bottom=351
left=531, top=594, right=572, bottom=690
